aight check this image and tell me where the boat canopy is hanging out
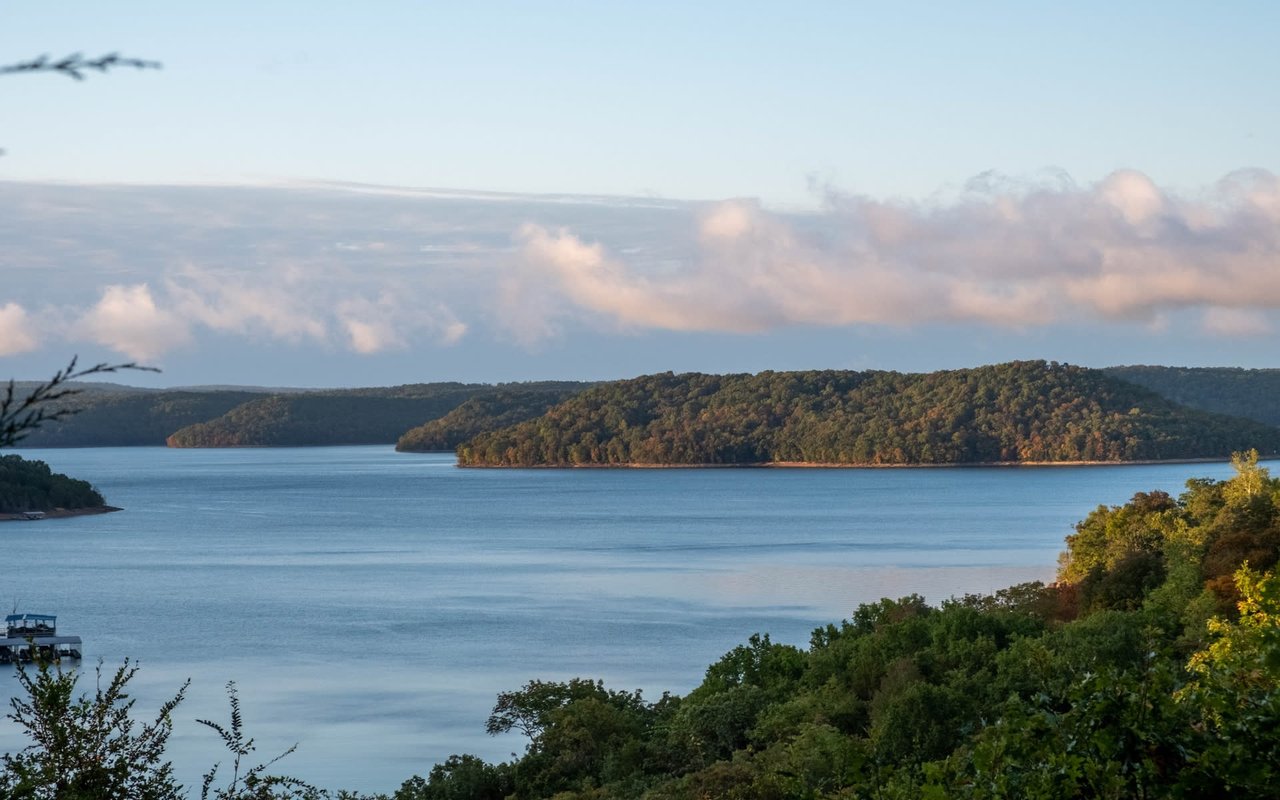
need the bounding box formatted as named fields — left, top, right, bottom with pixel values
left=6, top=614, right=56, bottom=624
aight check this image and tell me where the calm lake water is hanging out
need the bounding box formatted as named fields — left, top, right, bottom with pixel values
left=0, top=447, right=1243, bottom=793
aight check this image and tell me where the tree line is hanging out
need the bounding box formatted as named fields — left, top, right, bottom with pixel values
left=396, top=388, right=587, bottom=452
left=1106, top=365, right=1280, bottom=428
left=457, top=361, right=1280, bottom=466
left=0, top=455, right=103, bottom=514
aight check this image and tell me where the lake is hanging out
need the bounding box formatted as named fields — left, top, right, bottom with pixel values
left=0, top=446, right=1243, bottom=794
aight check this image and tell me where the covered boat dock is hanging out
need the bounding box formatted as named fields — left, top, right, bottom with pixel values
left=0, top=613, right=81, bottom=663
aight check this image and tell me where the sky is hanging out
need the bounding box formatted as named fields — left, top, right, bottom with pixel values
left=2, top=2, right=1278, bottom=386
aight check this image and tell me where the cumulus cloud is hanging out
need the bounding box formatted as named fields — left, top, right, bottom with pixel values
left=1202, top=308, right=1271, bottom=338
left=74, top=284, right=191, bottom=360
left=511, top=168, right=1280, bottom=339
left=54, top=267, right=473, bottom=359
left=0, top=303, right=38, bottom=356
left=167, top=269, right=327, bottom=342
left=336, top=294, right=467, bottom=354
left=7, top=175, right=1278, bottom=359
left=342, top=317, right=401, bottom=354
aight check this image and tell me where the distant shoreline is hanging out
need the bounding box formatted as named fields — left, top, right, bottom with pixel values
left=458, top=456, right=1266, bottom=470
left=0, top=506, right=122, bottom=522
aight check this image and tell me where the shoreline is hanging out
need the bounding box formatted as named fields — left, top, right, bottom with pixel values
left=0, top=506, right=122, bottom=522
left=458, top=455, right=1261, bottom=470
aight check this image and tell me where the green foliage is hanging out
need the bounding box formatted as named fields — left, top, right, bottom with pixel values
left=19, top=391, right=260, bottom=447
left=0, top=455, right=104, bottom=513
left=1175, top=565, right=1280, bottom=795
left=458, top=362, right=1280, bottom=466
left=13, top=378, right=591, bottom=449
left=391, top=755, right=512, bottom=800
left=166, top=386, right=485, bottom=448
left=1107, top=364, right=1280, bottom=428
left=197, top=682, right=319, bottom=800
left=406, top=455, right=1280, bottom=799
left=396, top=387, right=585, bottom=452
left=0, top=659, right=186, bottom=800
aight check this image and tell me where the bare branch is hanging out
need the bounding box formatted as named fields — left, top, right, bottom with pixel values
left=0, top=52, right=161, bottom=81
left=0, top=356, right=160, bottom=449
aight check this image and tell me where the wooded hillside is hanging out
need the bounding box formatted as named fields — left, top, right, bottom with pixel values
left=457, top=361, right=1280, bottom=466
left=396, top=386, right=587, bottom=452
left=165, top=384, right=486, bottom=447
left=1106, top=365, right=1280, bottom=427
left=18, top=390, right=261, bottom=447
left=0, top=455, right=104, bottom=513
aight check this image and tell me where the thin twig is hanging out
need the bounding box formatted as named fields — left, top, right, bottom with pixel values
left=0, top=356, right=159, bottom=448
left=0, top=52, right=161, bottom=81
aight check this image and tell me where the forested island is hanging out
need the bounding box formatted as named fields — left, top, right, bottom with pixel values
left=456, top=361, right=1280, bottom=467
left=0, top=454, right=109, bottom=517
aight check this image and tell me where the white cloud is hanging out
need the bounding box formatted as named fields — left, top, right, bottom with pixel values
left=512, top=169, right=1280, bottom=337
left=7, top=175, right=1280, bottom=358
left=167, top=269, right=327, bottom=342
left=74, top=284, right=190, bottom=360
left=342, top=318, right=401, bottom=354
left=0, top=303, right=38, bottom=356
left=338, top=293, right=469, bottom=354
left=1201, top=308, right=1272, bottom=338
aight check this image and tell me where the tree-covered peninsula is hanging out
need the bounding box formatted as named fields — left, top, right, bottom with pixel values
left=457, top=361, right=1280, bottom=467
left=0, top=454, right=105, bottom=515
left=165, top=384, right=489, bottom=447
left=396, top=386, right=587, bottom=452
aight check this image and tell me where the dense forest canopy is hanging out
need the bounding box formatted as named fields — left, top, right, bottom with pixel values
left=457, top=361, right=1280, bottom=467
left=165, top=387, right=483, bottom=448
left=396, top=387, right=588, bottom=452
left=0, top=454, right=104, bottom=513
left=1106, top=365, right=1280, bottom=428
left=18, top=390, right=262, bottom=447
left=168, top=382, right=590, bottom=448
left=13, top=365, right=1280, bottom=455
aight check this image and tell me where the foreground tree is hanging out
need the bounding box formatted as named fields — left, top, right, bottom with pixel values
left=197, top=682, right=320, bottom=800
left=0, top=659, right=186, bottom=800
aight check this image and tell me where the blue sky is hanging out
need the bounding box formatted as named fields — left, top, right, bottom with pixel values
left=2, top=3, right=1278, bottom=385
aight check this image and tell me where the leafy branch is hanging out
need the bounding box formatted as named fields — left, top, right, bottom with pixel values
left=0, top=356, right=159, bottom=448
left=198, top=681, right=319, bottom=800
left=0, top=52, right=161, bottom=81
left=1, top=657, right=188, bottom=798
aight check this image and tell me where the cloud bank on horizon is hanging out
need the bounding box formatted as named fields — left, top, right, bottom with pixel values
left=514, top=168, right=1280, bottom=342
left=0, top=169, right=1277, bottom=370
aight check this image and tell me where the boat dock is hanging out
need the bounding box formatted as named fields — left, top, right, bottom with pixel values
left=0, top=613, right=82, bottom=663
